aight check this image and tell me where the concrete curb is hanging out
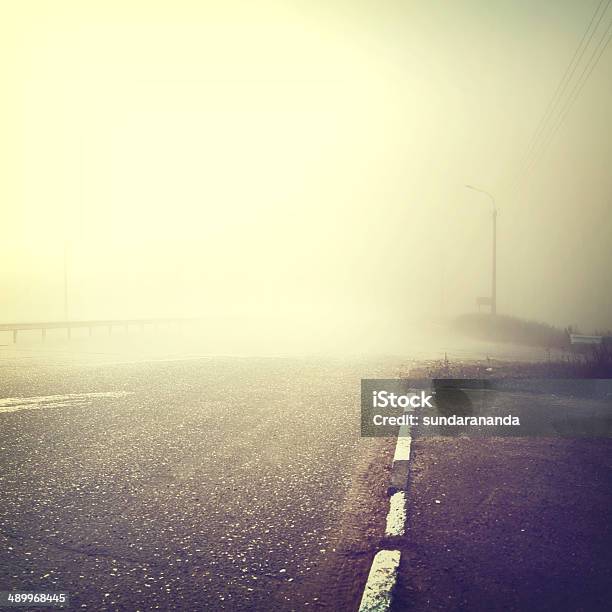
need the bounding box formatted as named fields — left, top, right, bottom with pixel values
left=384, top=491, right=407, bottom=538
left=388, top=424, right=412, bottom=494
left=357, top=417, right=413, bottom=610
left=357, top=549, right=401, bottom=612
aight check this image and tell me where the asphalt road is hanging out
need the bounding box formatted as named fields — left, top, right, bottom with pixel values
left=0, top=356, right=396, bottom=611
left=394, top=435, right=612, bottom=611
left=2, top=348, right=611, bottom=612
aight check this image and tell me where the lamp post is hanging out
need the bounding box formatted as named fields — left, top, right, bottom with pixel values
left=465, top=184, right=497, bottom=316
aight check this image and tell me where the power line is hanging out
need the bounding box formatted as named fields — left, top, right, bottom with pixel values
left=521, top=13, right=612, bottom=182
left=511, top=0, right=611, bottom=191
left=515, top=0, right=608, bottom=177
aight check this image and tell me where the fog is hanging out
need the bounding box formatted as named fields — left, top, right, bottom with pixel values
left=2, top=1, right=611, bottom=351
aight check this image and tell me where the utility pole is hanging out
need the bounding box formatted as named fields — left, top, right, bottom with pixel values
left=492, top=207, right=497, bottom=315
left=63, top=242, right=69, bottom=321
left=466, top=184, right=497, bottom=315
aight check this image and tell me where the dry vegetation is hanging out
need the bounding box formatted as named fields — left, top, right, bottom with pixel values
left=439, top=314, right=612, bottom=378
left=453, top=313, right=568, bottom=349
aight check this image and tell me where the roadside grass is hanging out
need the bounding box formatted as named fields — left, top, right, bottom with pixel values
left=452, top=313, right=567, bottom=349
left=446, top=313, right=612, bottom=377
left=417, top=343, right=612, bottom=379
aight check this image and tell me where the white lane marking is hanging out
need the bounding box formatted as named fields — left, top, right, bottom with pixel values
left=358, top=549, right=401, bottom=612
left=385, top=491, right=407, bottom=537
left=393, top=425, right=412, bottom=462
left=0, top=392, right=132, bottom=414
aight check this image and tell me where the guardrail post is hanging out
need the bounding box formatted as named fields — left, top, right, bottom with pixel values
left=42, top=329, right=46, bottom=341
left=13, top=330, right=17, bottom=343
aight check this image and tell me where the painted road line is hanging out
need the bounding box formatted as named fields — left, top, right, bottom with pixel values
left=389, top=424, right=412, bottom=493
left=358, top=549, right=401, bottom=612
left=393, top=425, right=412, bottom=461
left=0, top=392, right=132, bottom=414
left=358, top=393, right=413, bottom=610
left=385, top=491, right=407, bottom=537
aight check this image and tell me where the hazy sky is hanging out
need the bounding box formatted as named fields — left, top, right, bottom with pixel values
left=2, top=0, right=611, bottom=332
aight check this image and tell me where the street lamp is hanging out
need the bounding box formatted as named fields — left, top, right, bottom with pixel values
left=465, top=184, right=497, bottom=316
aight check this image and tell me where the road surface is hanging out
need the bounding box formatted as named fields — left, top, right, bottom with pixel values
left=2, top=338, right=611, bottom=611
left=394, top=435, right=612, bottom=611
left=0, top=356, right=398, bottom=610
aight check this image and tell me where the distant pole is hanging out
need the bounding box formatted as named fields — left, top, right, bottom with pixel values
left=492, top=207, right=497, bottom=315
left=440, top=260, right=446, bottom=318
left=63, top=242, right=69, bottom=321
left=465, top=185, right=497, bottom=315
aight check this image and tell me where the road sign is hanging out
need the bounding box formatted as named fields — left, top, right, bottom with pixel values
left=476, top=297, right=492, bottom=306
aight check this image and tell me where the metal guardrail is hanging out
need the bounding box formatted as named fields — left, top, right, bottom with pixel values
left=0, top=318, right=197, bottom=343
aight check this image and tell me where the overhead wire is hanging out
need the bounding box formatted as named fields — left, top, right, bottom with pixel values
left=510, top=0, right=612, bottom=191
